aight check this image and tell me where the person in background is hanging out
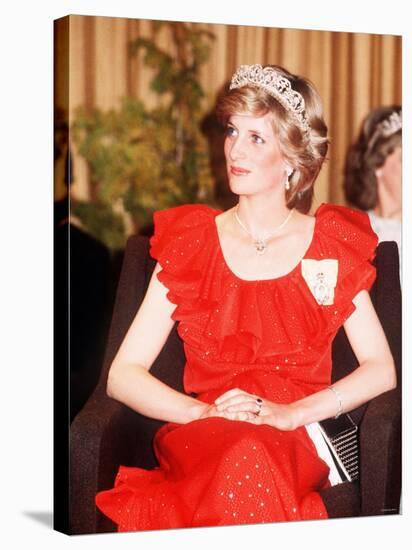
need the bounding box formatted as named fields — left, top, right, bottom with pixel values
left=343, top=105, right=402, bottom=256
left=54, top=128, right=111, bottom=423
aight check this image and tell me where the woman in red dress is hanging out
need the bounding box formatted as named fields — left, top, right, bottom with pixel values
left=95, top=64, right=396, bottom=531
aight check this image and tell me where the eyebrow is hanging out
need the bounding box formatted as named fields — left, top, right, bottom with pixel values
left=227, top=122, right=268, bottom=137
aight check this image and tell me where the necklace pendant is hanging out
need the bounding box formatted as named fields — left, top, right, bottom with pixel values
left=233, top=207, right=295, bottom=257
left=254, top=239, right=267, bottom=255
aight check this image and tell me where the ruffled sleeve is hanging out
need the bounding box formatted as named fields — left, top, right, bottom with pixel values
left=313, top=203, right=379, bottom=329
left=149, top=203, right=221, bottom=311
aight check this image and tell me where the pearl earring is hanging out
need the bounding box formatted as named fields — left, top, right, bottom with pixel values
left=285, top=167, right=293, bottom=191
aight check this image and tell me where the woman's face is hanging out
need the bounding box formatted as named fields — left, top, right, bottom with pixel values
left=224, top=112, right=289, bottom=197
left=376, top=145, right=402, bottom=202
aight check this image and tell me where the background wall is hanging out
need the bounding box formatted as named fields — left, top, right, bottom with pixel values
left=54, top=15, right=402, bottom=217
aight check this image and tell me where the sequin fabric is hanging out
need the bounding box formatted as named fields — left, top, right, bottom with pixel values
left=96, top=203, right=378, bottom=531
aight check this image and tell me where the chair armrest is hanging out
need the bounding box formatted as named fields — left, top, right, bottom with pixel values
left=70, top=383, right=167, bottom=534
left=359, top=388, right=401, bottom=516
left=70, top=388, right=137, bottom=534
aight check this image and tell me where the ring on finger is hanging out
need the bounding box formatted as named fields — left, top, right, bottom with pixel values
left=255, top=398, right=263, bottom=416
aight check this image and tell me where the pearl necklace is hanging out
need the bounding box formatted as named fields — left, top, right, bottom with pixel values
left=234, top=207, right=295, bottom=255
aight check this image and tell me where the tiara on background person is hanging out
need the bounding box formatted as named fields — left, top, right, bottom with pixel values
left=229, top=64, right=311, bottom=134
left=378, top=110, right=402, bottom=137
left=367, top=110, right=402, bottom=153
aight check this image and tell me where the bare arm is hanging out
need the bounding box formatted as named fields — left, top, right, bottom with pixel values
left=107, top=262, right=208, bottom=424
left=289, top=290, right=396, bottom=426
left=216, top=290, right=397, bottom=429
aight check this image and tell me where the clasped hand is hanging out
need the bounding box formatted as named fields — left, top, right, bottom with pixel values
left=199, top=388, right=298, bottom=431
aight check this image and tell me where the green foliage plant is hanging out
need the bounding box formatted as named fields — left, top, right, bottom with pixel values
left=71, top=21, right=216, bottom=251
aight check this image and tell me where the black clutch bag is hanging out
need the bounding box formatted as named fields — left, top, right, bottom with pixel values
left=319, top=413, right=359, bottom=482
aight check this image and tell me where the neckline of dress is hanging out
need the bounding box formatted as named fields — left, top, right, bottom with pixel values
left=212, top=208, right=318, bottom=284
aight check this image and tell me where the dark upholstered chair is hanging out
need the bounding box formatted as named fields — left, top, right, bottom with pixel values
left=70, top=237, right=402, bottom=534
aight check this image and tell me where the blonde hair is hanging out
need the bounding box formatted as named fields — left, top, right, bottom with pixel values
left=216, top=65, right=329, bottom=213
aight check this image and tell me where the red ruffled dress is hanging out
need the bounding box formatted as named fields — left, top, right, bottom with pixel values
left=96, top=203, right=378, bottom=531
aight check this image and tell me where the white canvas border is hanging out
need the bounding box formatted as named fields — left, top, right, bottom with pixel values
left=0, top=1, right=409, bottom=549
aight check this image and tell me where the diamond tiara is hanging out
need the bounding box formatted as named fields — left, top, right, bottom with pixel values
left=229, top=64, right=311, bottom=133
left=378, top=110, right=402, bottom=138
left=367, top=110, right=402, bottom=153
